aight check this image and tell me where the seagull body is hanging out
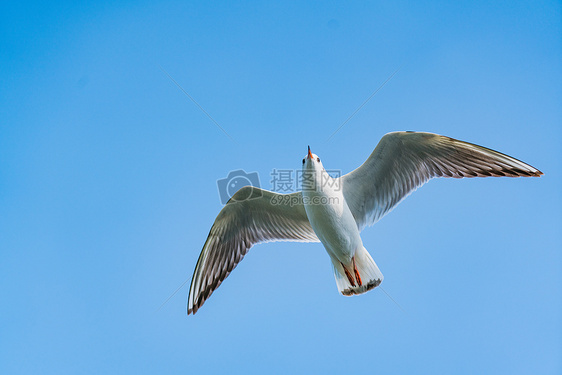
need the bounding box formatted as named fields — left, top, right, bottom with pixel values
left=188, top=131, right=542, bottom=314
left=302, top=146, right=383, bottom=295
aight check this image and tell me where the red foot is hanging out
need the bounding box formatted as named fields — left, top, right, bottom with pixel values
left=352, top=257, right=363, bottom=286
left=341, top=262, right=356, bottom=287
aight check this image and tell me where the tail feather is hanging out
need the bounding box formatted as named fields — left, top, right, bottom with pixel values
left=332, top=247, right=383, bottom=296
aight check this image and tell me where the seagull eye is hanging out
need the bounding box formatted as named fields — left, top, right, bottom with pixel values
left=302, top=158, right=305, bottom=165
left=317, top=157, right=320, bottom=162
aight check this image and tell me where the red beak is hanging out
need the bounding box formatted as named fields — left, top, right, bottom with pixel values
left=307, top=145, right=313, bottom=159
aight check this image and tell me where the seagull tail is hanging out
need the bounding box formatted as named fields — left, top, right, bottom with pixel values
left=332, top=246, right=383, bottom=296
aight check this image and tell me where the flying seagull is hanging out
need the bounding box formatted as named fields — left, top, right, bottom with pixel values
left=188, top=131, right=542, bottom=314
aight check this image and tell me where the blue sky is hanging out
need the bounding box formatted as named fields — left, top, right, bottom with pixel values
left=1, top=1, right=561, bottom=373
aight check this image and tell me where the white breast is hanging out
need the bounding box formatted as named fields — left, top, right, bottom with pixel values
left=302, top=170, right=363, bottom=263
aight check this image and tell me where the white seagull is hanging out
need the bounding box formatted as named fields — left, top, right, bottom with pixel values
left=188, top=131, right=542, bottom=314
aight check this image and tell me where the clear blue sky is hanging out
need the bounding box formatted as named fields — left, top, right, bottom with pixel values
left=1, top=1, right=560, bottom=374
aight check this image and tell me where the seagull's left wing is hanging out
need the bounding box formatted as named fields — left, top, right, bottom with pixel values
left=341, top=131, right=543, bottom=231
left=188, top=187, right=319, bottom=314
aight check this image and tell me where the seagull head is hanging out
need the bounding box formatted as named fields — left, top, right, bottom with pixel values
left=302, top=145, right=323, bottom=171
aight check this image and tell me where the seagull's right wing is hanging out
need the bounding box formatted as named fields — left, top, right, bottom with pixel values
left=188, top=187, right=319, bottom=315
left=341, top=131, right=542, bottom=231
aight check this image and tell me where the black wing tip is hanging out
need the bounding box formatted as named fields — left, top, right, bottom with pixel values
left=187, top=300, right=201, bottom=315
left=504, top=167, right=543, bottom=177
left=187, top=297, right=205, bottom=316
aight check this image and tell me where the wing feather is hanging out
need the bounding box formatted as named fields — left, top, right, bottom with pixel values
left=188, top=187, right=319, bottom=314
left=341, top=132, right=542, bottom=230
